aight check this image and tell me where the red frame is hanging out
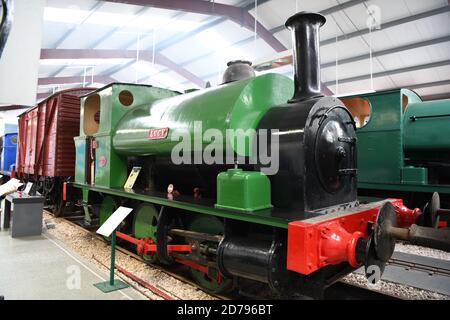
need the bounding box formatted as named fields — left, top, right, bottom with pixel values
left=287, top=199, right=412, bottom=275
left=117, top=199, right=420, bottom=279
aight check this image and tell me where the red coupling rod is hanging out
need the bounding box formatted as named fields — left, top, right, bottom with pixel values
left=175, top=258, right=223, bottom=284
left=115, top=231, right=192, bottom=256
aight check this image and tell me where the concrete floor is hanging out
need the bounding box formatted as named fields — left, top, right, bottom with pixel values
left=0, top=229, right=146, bottom=300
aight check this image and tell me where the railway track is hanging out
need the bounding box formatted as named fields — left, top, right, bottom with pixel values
left=47, top=213, right=448, bottom=300
left=325, top=282, right=400, bottom=300
left=389, top=252, right=450, bottom=279
left=381, top=251, right=450, bottom=296
left=52, top=215, right=233, bottom=300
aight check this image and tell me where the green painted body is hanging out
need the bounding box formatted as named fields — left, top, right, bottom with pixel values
left=349, top=89, right=421, bottom=186
left=404, top=99, right=450, bottom=150
left=75, top=84, right=179, bottom=188
left=74, top=183, right=289, bottom=229
left=346, top=89, right=450, bottom=194
left=216, top=169, right=272, bottom=212
left=74, top=136, right=88, bottom=184
left=112, top=74, right=294, bottom=157
left=99, top=196, right=117, bottom=226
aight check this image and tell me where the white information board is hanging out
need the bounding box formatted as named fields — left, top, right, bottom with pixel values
left=96, top=206, right=133, bottom=237
left=24, top=182, right=33, bottom=194
left=0, top=178, right=22, bottom=196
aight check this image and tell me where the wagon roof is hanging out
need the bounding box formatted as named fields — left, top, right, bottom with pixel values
left=18, top=87, right=97, bottom=117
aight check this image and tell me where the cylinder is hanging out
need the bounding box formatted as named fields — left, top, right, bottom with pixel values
left=217, top=236, right=276, bottom=284
left=285, top=12, right=326, bottom=102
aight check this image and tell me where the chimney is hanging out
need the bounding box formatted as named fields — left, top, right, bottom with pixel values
left=285, top=12, right=326, bottom=103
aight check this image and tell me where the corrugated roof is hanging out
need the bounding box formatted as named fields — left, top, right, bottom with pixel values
left=37, top=0, right=450, bottom=100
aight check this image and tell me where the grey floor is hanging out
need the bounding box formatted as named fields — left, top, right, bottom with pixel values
left=0, top=229, right=146, bottom=300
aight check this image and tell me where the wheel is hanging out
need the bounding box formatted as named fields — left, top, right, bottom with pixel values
left=52, top=179, right=65, bottom=217
left=187, top=216, right=235, bottom=294
left=99, top=196, right=117, bottom=226
left=156, top=208, right=183, bottom=265
left=133, top=203, right=159, bottom=263
left=52, top=196, right=65, bottom=217
left=44, top=177, right=55, bottom=195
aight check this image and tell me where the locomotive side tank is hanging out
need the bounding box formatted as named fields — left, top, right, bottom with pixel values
left=113, top=74, right=293, bottom=157
left=404, top=98, right=450, bottom=152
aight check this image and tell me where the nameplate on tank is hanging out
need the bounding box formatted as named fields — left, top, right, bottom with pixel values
left=148, top=128, right=169, bottom=140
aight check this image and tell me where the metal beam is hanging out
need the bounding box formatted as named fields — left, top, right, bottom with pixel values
left=36, top=92, right=52, bottom=100
left=38, top=75, right=116, bottom=86
left=90, top=7, right=150, bottom=48
left=422, top=92, right=450, bottom=101
left=144, top=0, right=367, bottom=68
left=407, top=79, right=450, bottom=90
left=321, top=35, right=450, bottom=69
left=53, top=2, right=103, bottom=48
left=0, top=105, right=30, bottom=111
left=122, top=1, right=272, bottom=61
left=320, top=6, right=450, bottom=46
left=199, top=34, right=450, bottom=84
left=99, top=0, right=286, bottom=52
left=157, top=3, right=449, bottom=72
left=100, top=0, right=372, bottom=94
left=40, top=49, right=206, bottom=87
left=41, top=49, right=138, bottom=60
left=49, top=2, right=104, bottom=78
left=270, top=0, right=367, bottom=34
left=324, top=60, right=450, bottom=86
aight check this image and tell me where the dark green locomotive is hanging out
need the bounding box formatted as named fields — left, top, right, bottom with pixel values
left=342, top=90, right=450, bottom=226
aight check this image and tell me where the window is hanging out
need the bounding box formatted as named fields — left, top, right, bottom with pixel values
left=84, top=94, right=100, bottom=136
left=341, top=97, right=372, bottom=128
left=402, top=94, right=409, bottom=113
left=118, top=90, right=134, bottom=107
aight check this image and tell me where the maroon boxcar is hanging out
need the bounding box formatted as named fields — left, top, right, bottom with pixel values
left=16, top=88, right=95, bottom=215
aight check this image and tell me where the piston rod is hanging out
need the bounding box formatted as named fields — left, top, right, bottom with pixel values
left=388, top=225, right=450, bottom=252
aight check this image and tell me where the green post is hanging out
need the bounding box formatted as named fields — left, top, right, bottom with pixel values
left=94, top=229, right=129, bottom=293
left=110, top=230, right=116, bottom=286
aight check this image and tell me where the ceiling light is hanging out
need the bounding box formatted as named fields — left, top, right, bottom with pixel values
left=44, top=7, right=201, bottom=31
left=44, top=7, right=90, bottom=25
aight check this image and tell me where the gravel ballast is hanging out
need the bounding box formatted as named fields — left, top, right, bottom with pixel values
left=43, top=212, right=215, bottom=300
